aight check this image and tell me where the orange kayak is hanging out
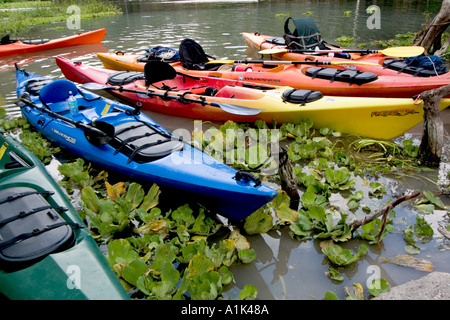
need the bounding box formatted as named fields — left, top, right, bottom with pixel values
left=0, top=29, right=106, bottom=58
left=242, top=32, right=448, bottom=78
left=97, top=52, right=450, bottom=98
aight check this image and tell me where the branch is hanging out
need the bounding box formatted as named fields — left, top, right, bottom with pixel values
left=349, top=193, right=421, bottom=247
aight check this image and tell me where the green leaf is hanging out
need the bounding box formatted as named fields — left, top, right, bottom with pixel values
left=107, top=239, right=139, bottom=266
left=368, top=278, right=389, bottom=297
left=237, top=248, right=256, bottom=264
left=322, top=291, right=339, bottom=300
left=327, top=267, right=344, bottom=281
left=80, top=186, right=100, bottom=213
left=306, top=205, right=326, bottom=225
left=423, top=191, right=446, bottom=210
left=152, top=261, right=180, bottom=298
left=125, top=182, right=145, bottom=210
left=139, top=183, right=161, bottom=212
left=322, top=244, right=368, bottom=266
left=244, top=207, right=273, bottom=235
left=239, top=284, right=258, bottom=300
left=122, top=259, right=148, bottom=287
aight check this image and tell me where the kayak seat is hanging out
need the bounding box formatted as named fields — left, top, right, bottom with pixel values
left=39, top=79, right=79, bottom=113
left=0, top=186, right=76, bottom=272
left=107, top=71, right=145, bottom=86
left=383, top=59, right=448, bottom=77
left=305, top=67, right=378, bottom=85
left=264, top=37, right=286, bottom=45
left=22, top=39, right=50, bottom=45
left=282, top=89, right=323, bottom=105
left=106, top=121, right=184, bottom=163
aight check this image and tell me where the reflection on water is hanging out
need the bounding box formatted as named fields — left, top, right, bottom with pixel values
left=0, top=0, right=449, bottom=300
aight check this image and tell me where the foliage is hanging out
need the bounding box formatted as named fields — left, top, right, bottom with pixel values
left=335, top=36, right=354, bottom=47
left=0, top=0, right=122, bottom=35
left=7, top=114, right=446, bottom=301
left=321, top=243, right=368, bottom=267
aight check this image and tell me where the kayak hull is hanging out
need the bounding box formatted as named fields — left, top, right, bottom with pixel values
left=0, top=131, right=129, bottom=300
left=0, top=29, right=106, bottom=58
left=97, top=52, right=450, bottom=98
left=15, top=67, right=277, bottom=222
left=56, top=56, right=450, bottom=140
left=241, top=32, right=449, bottom=77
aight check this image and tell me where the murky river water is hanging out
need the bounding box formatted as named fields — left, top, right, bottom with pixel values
left=0, top=0, right=449, bottom=300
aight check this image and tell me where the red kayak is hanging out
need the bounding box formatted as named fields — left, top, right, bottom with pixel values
left=0, top=29, right=106, bottom=58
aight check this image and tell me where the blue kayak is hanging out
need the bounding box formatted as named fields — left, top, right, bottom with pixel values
left=14, top=66, right=277, bottom=221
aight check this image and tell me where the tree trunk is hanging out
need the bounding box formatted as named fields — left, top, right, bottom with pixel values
left=413, top=0, right=450, bottom=55
left=278, top=147, right=300, bottom=210
left=418, top=84, right=450, bottom=166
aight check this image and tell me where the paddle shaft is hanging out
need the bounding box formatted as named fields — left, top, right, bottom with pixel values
left=106, top=85, right=263, bottom=115
left=211, top=59, right=377, bottom=66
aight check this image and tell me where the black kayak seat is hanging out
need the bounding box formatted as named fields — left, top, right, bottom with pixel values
left=22, top=39, right=50, bottom=45
left=39, top=79, right=79, bottom=113
left=383, top=59, right=448, bottom=77
left=0, top=187, right=76, bottom=272
left=305, top=67, right=378, bottom=85
left=107, top=71, right=145, bottom=86
left=99, top=120, right=184, bottom=163
left=282, top=88, right=323, bottom=105
left=264, top=37, right=286, bottom=45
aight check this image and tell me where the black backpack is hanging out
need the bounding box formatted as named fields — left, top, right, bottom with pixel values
left=179, top=39, right=215, bottom=70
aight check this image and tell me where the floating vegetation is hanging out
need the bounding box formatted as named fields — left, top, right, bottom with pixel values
left=2, top=115, right=447, bottom=300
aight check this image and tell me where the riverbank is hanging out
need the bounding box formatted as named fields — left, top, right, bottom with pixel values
left=0, top=0, right=122, bottom=35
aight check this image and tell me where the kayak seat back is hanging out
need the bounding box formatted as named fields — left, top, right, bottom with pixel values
left=305, top=67, right=378, bottom=85
left=0, top=187, right=76, bottom=272
left=105, top=120, right=184, bottom=163
left=179, top=38, right=218, bottom=71
left=281, top=88, right=323, bottom=105
left=39, top=79, right=79, bottom=113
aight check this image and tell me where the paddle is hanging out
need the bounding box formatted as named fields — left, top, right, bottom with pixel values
left=16, top=92, right=113, bottom=146
left=258, top=46, right=425, bottom=58
left=206, top=59, right=381, bottom=66
left=81, top=82, right=264, bottom=116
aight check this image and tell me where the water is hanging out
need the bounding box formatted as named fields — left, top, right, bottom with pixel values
left=0, top=0, right=449, bottom=300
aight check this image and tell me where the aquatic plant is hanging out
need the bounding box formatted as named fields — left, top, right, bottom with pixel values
left=4, top=115, right=446, bottom=300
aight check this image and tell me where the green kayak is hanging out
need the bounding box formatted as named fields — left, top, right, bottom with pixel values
left=0, top=130, right=128, bottom=300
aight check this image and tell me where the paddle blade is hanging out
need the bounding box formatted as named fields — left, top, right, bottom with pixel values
left=81, top=82, right=111, bottom=91
left=206, top=60, right=234, bottom=64
left=258, top=48, right=288, bottom=55
left=380, top=46, right=425, bottom=58
left=212, top=102, right=264, bottom=116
